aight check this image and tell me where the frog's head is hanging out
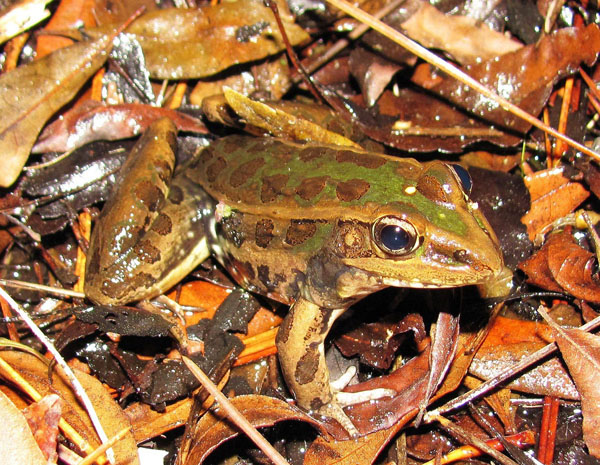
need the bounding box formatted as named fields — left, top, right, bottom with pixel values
left=332, top=161, right=503, bottom=297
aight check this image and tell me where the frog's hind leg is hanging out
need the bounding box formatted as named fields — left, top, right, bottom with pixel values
left=276, top=298, right=359, bottom=434
left=85, top=118, right=213, bottom=305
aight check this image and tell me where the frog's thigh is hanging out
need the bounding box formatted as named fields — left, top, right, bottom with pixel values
left=276, top=298, right=345, bottom=411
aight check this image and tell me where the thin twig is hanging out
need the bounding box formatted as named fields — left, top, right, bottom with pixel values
left=324, top=0, right=600, bottom=162
left=426, top=313, right=600, bottom=418
left=0, top=278, right=85, bottom=298
left=182, top=356, right=290, bottom=465
left=77, top=427, right=131, bottom=465
left=434, top=414, right=521, bottom=465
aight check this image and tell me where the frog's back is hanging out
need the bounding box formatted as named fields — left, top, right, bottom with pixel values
left=184, top=135, right=425, bottom=221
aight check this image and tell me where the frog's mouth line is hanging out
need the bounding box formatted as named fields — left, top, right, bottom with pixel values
left=379, top=265, right=498, bottom=288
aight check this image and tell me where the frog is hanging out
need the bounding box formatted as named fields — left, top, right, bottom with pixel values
left=85, top=118, right=503, bottom=434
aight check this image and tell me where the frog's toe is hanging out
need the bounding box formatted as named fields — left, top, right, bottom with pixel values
left=317, top=402, right=359, bottom=437
left=335, top=388, right=396, bottom=407
left=331, top=366, right=396, bottom=407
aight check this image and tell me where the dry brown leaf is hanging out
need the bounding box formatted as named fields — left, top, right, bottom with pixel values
left=22, top=394, right=62, bottom=462
left=0, top=31, right=116, bottom=187
left=32, top=100, right=208, bottom=153
left=304, top=422, right=405, bottom=465
left=89, top=1, right=309, bottom=80
left=521, top=167, right=589, bottom=240
left=125, top=398, right=192, bottom=444
left=518, top=231, right=600, bottom=303
left=470, top=341, right=579, bottom=399
left=552, top=327, right=600, bottom=457
left=182, top=395, right=323, bottom=465
left=0, top=389, right=47, bottom=465
left=401, top=2, right=522, bottom=64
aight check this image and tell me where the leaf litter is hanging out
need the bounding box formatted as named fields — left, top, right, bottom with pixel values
left=2, top=0, right=600, bottom=464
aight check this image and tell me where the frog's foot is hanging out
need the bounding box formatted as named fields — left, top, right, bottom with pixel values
left=320, top=367, right=396, bottom=436
left=332, top=366, right=397, bottom=407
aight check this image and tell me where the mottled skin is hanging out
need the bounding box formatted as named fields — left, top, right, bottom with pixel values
left=85, top=118, right=503, bottom=433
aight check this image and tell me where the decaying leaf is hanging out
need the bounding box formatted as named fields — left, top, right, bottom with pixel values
left=32, top=101, right=208, bottom=154
left=518, top=230, right=600, bottom=303
left=0, top=31, right=116, bottom=187
left=87, top=0, right=310, bottom=79
left=22, top=394, right=62, bottom=462
left=551, top=326, right=600, bottom=457
left=431, top=24, right=600, bottom=133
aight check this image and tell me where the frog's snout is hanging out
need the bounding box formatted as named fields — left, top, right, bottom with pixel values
left=454, top=247, right=502, bottom=277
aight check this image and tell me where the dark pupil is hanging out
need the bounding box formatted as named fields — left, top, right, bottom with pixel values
left=380, top=225, right=410, bottom=251
left=451, top=164, right=472, bottom=194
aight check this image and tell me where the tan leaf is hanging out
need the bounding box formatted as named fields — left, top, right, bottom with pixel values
left=401, top=2, right=522, bottom=64
left=0, top=32, right=115, bottom=186
left=0, top=0, right=51, bottom=46
left=89, top=1, right=309, bottom=80
left=0, top=389, right=47, bottom=465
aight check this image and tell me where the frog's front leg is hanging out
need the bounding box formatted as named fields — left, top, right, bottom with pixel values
left=275, top=297, right=358, bottom=433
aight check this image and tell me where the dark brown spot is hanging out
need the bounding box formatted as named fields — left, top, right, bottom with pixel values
left=198, top=146, right=214, bottom=165
left=135, top=181, right=163, bottom=212
left=165, top=125, right=178, bottom=150
left=220, top=212, right=245, bottom=248
left=417, top=175, right=448, bottom=203
left=336, top=179, right=370, bottom=202
left=151, top=212, right=172, bottom=236
left=295, top=343, right=320, bottom=385
left=255, top=219, right=274, bottom=248
left=230, top=158, right=265, bottom=188
left=220, top=137, right=244, bottom=155
left=261, top=174, right=289, bottom=202
left=168, top=185, right=184, bottom=204
left=295, top=176, right=328, bottom=201
left=155, top=159, right=173, bottom=184
left=336, top=150, right=386, bottom=168
left=206, top=157, right=226, bottom=182
left=285, top=220, right=317, bottom=246
left=257, top=264, right=273, bottom=291
left=100, top=271, right=153, bottom=299
left=243, top=261, right=256, bottom=280
left=299, top=146, right=323, bottom=162
left=136, top=240, right=161, bottom=264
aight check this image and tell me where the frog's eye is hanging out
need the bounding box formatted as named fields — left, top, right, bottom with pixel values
left=450, top=164, right=472, bottom=195
left=372, top=216, right=419, bottom=256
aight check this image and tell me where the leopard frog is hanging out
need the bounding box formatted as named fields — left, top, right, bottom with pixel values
left=85, top=118, right=503, bottom=433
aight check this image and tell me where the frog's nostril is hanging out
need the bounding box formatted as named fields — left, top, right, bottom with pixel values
left=453, top=249, right=470, bottom=263
left=453, top=249, right=488, bottom=272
